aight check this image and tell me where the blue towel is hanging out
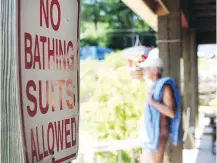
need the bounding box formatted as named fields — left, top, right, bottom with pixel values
left=143, top=77, right=182, bottom=152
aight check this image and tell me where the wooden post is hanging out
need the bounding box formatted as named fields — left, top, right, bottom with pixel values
left=1, top=0, right=25, bottom=162
left=158, top=0, right=183, bottom=162
left=189, top=30, right=199, bottom=128
left=182, top=29, right=193, bottom=149
left=182, top=29, right=198, bottom=149
left=189, top=29, right=198, bottom=127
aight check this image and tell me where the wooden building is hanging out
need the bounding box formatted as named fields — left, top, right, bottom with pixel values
left=1, top=0, right=216, bottom=162
left=121, top=0, right=216, bottom=162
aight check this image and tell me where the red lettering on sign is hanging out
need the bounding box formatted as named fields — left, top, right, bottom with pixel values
left=40, top=0, right=49, bottom=28
left=71, top=117, right=76, bottom=146
left=40, top=36, right=47, bottom=69
left=24, top=34, right=75, bottom=71
left=26, top=79, right=76, bottom=117
left=26, top=80, right=37, bottom=117
left=65, top=119, right=71, bottom=149
left=42, top=125, right=49, bottom=157
left=51, top=80, right=55, bottom=112
left=39, top=80, right=49, bottom=114
left=66, top=79, right=75, bottom=109
left=31, top=128, right=38, bottom=162
left=33, top=35, right=41, bottom=69
left=67, top=41, right=74, bottom=71
left=40, top=0, right=61, bottom=31
left=19, top=0, right=80, bottom=162
left=36, top=127, right=43, bottom=161
left=48, top=38, right=55, bottom=70
left=54, top=120, right=64, bottom=152
left=25, top=33, right=33, bottom=69
left=57, top=40, right=67, bottom=70
left=47, top=122, right=55, bottom=155
left=30, top=117, right=77, bottom=162
left=55, top=39, right=59, bottom=69
left=50, top=0, right=61, bottom=31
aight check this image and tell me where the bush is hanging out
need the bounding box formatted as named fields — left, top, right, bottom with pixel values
left=80, top=31, right=157, bottom=50
left=80, top=52, right=148, bottom=162
left=106, top=31, right=157, bottom=50
left=80, top=35, right=107, bottom=47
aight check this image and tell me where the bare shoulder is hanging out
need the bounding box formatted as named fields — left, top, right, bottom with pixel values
left=163, top=84, right=176, bottom=117
left=163, top=84, right=173, bottom=96
left=163, top=84, right=175, bottom=106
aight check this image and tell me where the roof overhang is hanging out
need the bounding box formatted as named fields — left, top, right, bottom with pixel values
left=121, top=0, right=189, bottom=31
left=121, top=0, right=159, bottom=31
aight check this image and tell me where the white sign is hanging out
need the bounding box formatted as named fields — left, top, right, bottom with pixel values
left=17, top=0, right=80, bottom=162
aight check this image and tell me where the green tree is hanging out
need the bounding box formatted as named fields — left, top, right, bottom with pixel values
left=81, top=0, right=156, bottom=49
left=80, top=53, right=148, bottom=162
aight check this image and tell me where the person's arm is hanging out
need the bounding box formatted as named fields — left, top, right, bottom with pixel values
left=149, top=85, right=175, bottom=118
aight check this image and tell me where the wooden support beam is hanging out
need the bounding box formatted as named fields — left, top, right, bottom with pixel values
left=190, top=30, right=199, bottom=128
left=121, top=0, right=170, bottom=31
left=121, top=0, right=158, bottom=31
left=1, top=0, right=25, bottom=162
left=183, top=29, right=198, bottom=127
left=138, top=0, right=170, bottom=16
left=158, top=0, right=183, bottom=162
left=153, top=0, right=170, bottom=16
left=182, top=29, right=198, bottom=149
left=122, top=0, right=190, bottom=31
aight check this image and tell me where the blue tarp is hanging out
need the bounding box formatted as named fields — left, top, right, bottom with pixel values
left=80, top=46, right=113, bottom=60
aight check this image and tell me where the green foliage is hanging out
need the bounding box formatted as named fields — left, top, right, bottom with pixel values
left=106, top=31, right=157, bottom=50
left=80, top=34, right=107, bottom=47
left=81, top=0, right=157, bottom=49
left=80, top=37, right=98, bottom=46
left=80, top=52, right=148, bottom=162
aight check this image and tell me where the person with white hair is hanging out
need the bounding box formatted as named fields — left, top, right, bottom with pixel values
left=138, top=55, right=182, bottom=163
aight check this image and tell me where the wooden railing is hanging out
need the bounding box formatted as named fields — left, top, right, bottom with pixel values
left=76, top=138, right=143, bottom=163
left=75, top=107, right=194, bottom=163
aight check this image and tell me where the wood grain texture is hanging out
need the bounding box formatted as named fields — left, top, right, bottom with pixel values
left=158, top=0, right=183, bottom=162
left=189, top=29, right=199, bottom=127
left=182, top=29, right=197, bottom=149
left=1, top=0, right=25, bottom=162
